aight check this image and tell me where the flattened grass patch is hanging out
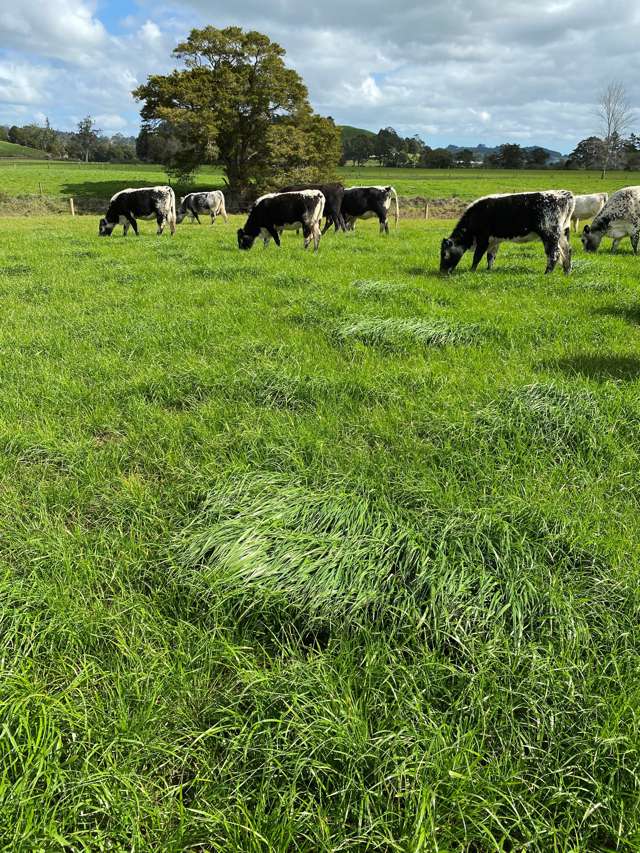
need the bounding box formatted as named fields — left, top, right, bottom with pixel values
left=174, top=473, right=619, bottom=651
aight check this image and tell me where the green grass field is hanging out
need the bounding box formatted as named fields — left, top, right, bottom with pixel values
left=1, top=208, right=640, bottom=849
left=0, top=141, right=48, bottom=159
left=2, top=160, right=640, bottom=206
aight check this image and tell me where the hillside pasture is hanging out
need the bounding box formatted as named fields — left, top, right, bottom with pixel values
left=0, top=140, right=49, bottom=159
left=0, top=211, right=639, bottom=849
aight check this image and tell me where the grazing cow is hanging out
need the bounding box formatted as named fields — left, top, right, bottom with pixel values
left=176, top=190, right=228, bottom=225
left=581, top=186, right=640, bottom=254
left=99, top=186, right=176, bottom=237
left=237, top=190, right=325, bottom=251
left=440, top=190, right=575, bottom=275
left=279, top=182, right=346, bottom=233
left=571, top=192, right=608, bottom=232
left=341, top=186, right=399, bottom=234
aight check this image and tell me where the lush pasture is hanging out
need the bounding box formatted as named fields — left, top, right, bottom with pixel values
left=2, top=159, right=640, bottom=205
left=1, top=212, right=640, bottom=849
left=0, top=141, right=48, bottom=160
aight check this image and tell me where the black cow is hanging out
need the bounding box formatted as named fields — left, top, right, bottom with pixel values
left=341, top=185, right=399, bottom=234
left=237, top=190, right=326, bottom=251
left=176, top=190, right=228, bottom=225
left=440, top=190, right=575, bottom=275
left=279, top=182, right=346, bottom=233
left=99, top=186, right=176, bottom=237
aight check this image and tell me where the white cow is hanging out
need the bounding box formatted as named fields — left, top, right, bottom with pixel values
left=581, top=187, right=640, bottom=254
left=570, top=192, right=608, bottom=232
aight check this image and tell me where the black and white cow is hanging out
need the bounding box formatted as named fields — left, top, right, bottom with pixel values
left=99, top=186, right=176, bottom=237
left=440, top=190, right=575, bottom=275
left=341, top=186, right=399, bottom=234
left=176, top=190, right=228, bottom=225
left=581, top=186, right=640, bottom=254
left=237, top=190, right=325, bottom=251
left=279, top=182, right=346, bottom=233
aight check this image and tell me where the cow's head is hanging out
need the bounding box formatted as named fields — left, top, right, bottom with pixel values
left=440, top=237, right=465, bottom=273
left=98, top=217, right=115, bottom=237
left=581, top=224, right=602, bottom=253
left=237, top=228, right=255, bottom=250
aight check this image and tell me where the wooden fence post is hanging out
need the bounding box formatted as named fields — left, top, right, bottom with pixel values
left=69, top=198, right=75, bottom=217
left=424, top=202, right=429, bottom=220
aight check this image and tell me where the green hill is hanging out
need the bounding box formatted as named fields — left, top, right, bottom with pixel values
left=0, top=140, right=49, bottom=159
left=339, top=125, right=377, bottom=143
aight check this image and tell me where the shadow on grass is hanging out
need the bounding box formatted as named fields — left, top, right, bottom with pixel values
left=543, top=354, right=640, bottom=381
left=406, top=266, right=441, bottom=278
left=593, top=305, right=640, bottom=325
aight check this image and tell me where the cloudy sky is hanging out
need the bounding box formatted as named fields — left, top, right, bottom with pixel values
left=1, top=0, right=638, bottom=152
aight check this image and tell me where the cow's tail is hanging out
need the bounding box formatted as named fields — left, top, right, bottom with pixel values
left=315, top=193, right=326, bottom=227
left=564, top=192, right=576, bottom=234
left=219, top=192, right=229, bottom=223
left=389, top=186, right=399, bottom=228
left=169, top=188, right=177, bottom=234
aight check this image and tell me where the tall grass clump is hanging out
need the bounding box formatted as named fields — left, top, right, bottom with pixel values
left=335, top=316, right=482, bottom=350
left=475, top=381, right=609, bottom=457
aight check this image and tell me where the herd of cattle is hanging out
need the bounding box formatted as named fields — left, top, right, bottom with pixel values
left=97, top=182, right=640, bottom=274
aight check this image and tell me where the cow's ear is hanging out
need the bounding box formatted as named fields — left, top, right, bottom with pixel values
left=583, top=225, right=591, bottom=234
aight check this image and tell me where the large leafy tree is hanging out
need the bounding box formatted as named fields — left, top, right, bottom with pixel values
left=133, top=26, right=340, bottom=193
left=566, top=136, right=606, bottom=169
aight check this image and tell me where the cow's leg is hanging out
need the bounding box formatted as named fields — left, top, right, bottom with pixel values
left=267, top=224, right=281, bottom=247
left=559, top=232, right=572, bottom=274
left=156, top=214, right=166, bottom=235
left=378, top=212, right=390, bottom=235
left=123, top=222, right=130, bottom=237
left=191, top=209, right=201, bottom=225
left=573, top=217, right=579, bottom=233
left=124, top=213, right=138, bottom=236
left=321, top=216, right=333, bottom=235
left=542, top=235, right=561, bottom=273
left=486, top=239, right=500, bottom=270
left=631, top=228, right=640, bottom=255
left=471, top=238, right=489, bottom=271
left=611, top=238, right=621, bottom=253
left=312, top=222, right=322, bottom=252
left=210, top=211, right=216, bottom=226
left=302, top=223, right=313, bottom=250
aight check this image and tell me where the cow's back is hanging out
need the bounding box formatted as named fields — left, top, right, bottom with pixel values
left=598, top=186, right=640, bottom=223
left=464, top=191, right=573, bottom=239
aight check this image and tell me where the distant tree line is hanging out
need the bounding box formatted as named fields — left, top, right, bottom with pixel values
left=342, top=128, right=560, bottom=169
left=0, top=118, right=137, bottom=162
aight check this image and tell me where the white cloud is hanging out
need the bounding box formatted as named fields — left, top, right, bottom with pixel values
left=94, top=113, right=128, bottom=133
left=0, top=61, right=53, bottom=106
left=0, top=0, right=107, bottom=65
